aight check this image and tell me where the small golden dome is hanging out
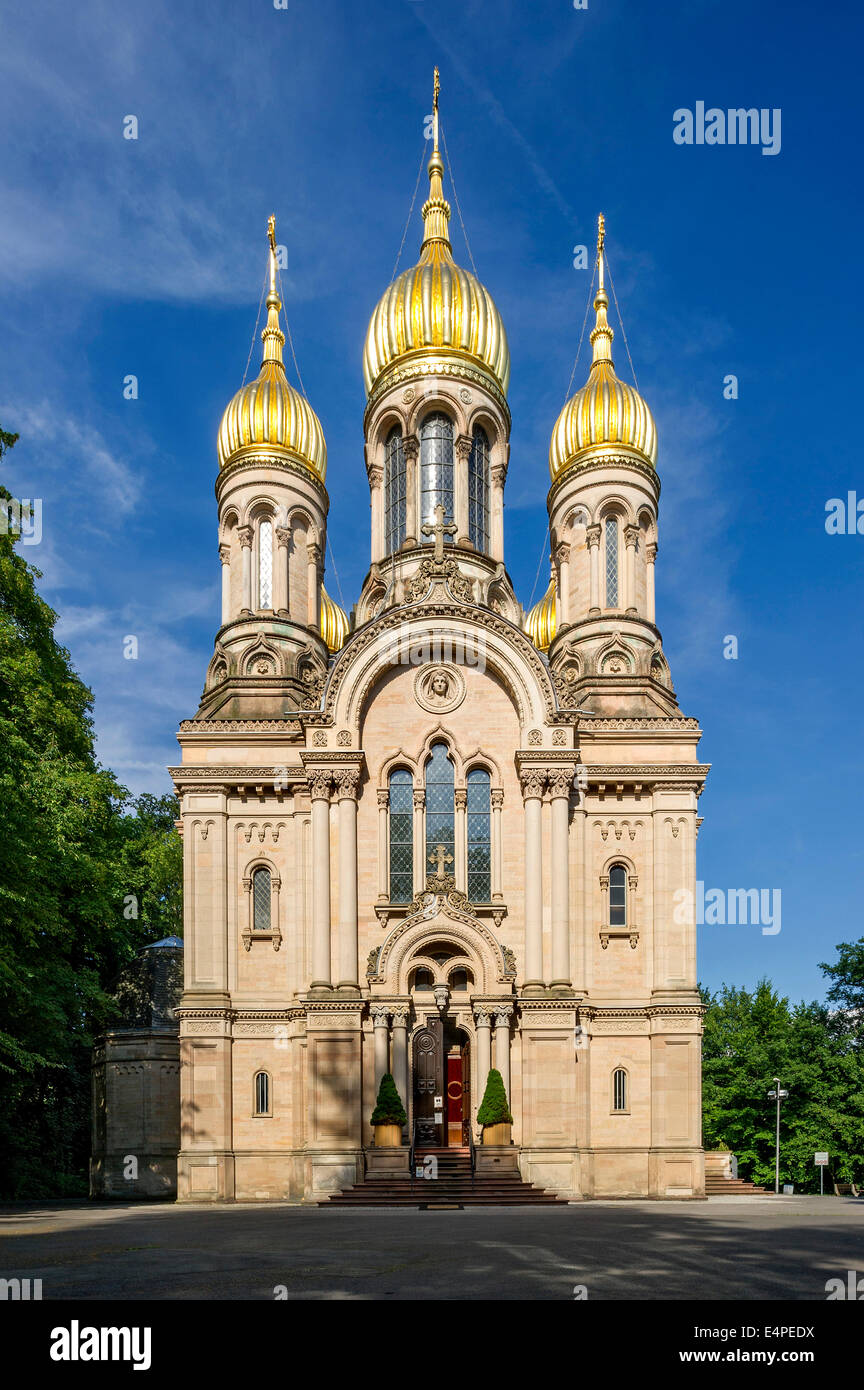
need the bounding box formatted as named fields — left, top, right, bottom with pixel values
left=525, top=574, right=557, bottom=652
left=363, top=78, right=509, bottom=402
left=549, top=216, right=656, bottom=481
left=320, top=584, right=349, bottom=652
left=218, top=218, right=327, bottom=480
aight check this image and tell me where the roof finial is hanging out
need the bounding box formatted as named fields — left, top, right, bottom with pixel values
left=421, top=67, right=451, bottom=254
left=261, top=214, right=285, bottom=369
left=588, top=211, right=613, bottom=368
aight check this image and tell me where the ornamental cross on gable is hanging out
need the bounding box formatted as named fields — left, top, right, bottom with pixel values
left=422, top=504, right=457, bottom=562
left=429, top=843, right=454, bottom=876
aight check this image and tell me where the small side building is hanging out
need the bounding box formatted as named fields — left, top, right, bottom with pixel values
left=90, top=937, right=183, bottom=1200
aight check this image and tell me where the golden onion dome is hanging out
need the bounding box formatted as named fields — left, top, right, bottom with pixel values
left=525, top=573, right=557, bottom=652
left=549, top=215, right=656, bottom=481
left=218, top=218, right=327, bottom=481
left=320, top=584, right=349, bottom=652
left=363, top=76, right=509, bottom=403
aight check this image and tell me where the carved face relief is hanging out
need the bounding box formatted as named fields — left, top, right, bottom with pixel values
left=414, top=664, right=465, bottom=714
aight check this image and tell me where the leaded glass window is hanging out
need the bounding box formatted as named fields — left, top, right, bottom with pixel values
left=388, top=769, right=413, bottom=904
left=609, top=864, right=627, bottom=926
left=258, top=519, right=273, bottom=608
left=468, top=427, right=489, bottom=553
left=605, top=516, right=619, bottom=608
left=252, top=866, right=271, bottom=930
left=425, top=743, right=455, bottom=880
left=612, top=1068, right=627, bottom=1113
left=255, top=1071, right=270, bottom=1115
left=466, top=767, right=491, bottom=902
left=420, top=414, right=454, bottom=529
left=384, top=427, right=406, bottom=555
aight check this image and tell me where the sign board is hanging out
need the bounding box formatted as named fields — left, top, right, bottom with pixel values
left=433, top=1095, right=443, bottom=1109
left=815, top=1152, right=829, bottom=1165
left=433, top=1113, right=442, bottom=1124
left=782, top=1184, right=794, bottom=1194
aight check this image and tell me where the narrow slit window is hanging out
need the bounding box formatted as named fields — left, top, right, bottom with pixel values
left=466, top=767, right=491, bottom=902
left=612, top=1068, right=627, bottom=1113
left=389, top=770, right=414, bottom=904
left=384, top=427, right=406, bottom=555
left=609, top=864, right=627, bottom=926
left=259, top=519, right=273, bottom=609
left=605, top=517, right=619, bottom=608
left=252, top=866, right=272, bottom=930
left=255, top=1071, right=270, bottom=1115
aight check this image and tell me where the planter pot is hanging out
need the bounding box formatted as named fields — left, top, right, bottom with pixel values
left=482, top=1122, right=512, bottom=1146
left=373, top=1123, right=403, bottom=1148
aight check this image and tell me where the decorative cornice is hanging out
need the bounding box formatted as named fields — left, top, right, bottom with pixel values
left=216, top=452, right=329, bottom=509
left=547, top=453, right=661, bottom=511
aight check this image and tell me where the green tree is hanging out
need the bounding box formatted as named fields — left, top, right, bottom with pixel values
left=477, top=1068, right=513, bottom=1126
left=819, top=937, right=864, bottom=1041
left=371, top=1073, right=407, bottom=1126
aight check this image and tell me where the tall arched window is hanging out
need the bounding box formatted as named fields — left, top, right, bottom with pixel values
left=425, top=743, right=455, bottom=880
left=388, top=769, right=414, bottom=903
left=252, top=866, right=272, bottom=931
left=384, top=427, right=406, bottom=554
left=258, top=518, right=273, bottom=609
left=605, top=516, right=619, bottom=608
left=468, top=426, right=489, bottom=553
left=466, top=767, right=491, bottom=902
left=612, top=1068, right=628, bottom=1113
left=420, top=414, right=454, bottom=529
left=609, top=864, right=627, bottom=926
left=254, top=1071, right=270, bottom=1115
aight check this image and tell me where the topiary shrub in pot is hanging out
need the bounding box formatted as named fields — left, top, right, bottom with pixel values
left=477, top=1068, right=513, bottom=1145
left=371, top=1072, right=407, bottom=1147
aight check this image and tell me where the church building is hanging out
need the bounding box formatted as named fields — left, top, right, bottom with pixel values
left=168, top=79, right=708, bottom=1203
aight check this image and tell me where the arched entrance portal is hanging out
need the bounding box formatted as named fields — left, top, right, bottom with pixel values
left=413, top=1017, right=470, bottom=1148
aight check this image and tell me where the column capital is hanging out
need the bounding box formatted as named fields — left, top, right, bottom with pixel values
left=307, top=768, right=333, bottom=801
left=547, top=766, right=575, bottom=799
left=491, top=462, right=507, bottom=487
left=275, top=525, right=291, bottom=549
left=647, top=541, right=658, bottom=562
left=491, top=787, right=504, bottom=810
left=237, top=525, right=253, bottom=549
left=403, top=434, right=420, bottom=463
left=218, top=542, right=231, bottom=565
left=307, top=540, right=323, bottom=566
left=473, top=1005, right=494, bottom=1025
left=390, top=1005, right=410, bottom=1026
left=519, top=768, right=547, bottom=801
left=455, top=433, right=473, bottom=463
left=377, top=787, right=390, bottom=810
left=555, top=541, right=571, bottom=564
left=370, top=1005, right=391, bottom=1027
left=586, top=523, right=601, bottom=549
left=494, top=1005, right=514, bottom=1028
left=413, top=788, right=426, bottom=811
left=368, top=464, right=383, bottom=489
left=624, top=523, right=640, bottom=548
left=454, top=787, right=468, bottom=810
left=334, top=767, right=361, bottom=800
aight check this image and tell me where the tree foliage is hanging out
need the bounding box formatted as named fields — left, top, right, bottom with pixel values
left=371, top=1072, right=407, bottom=1127
left=0, top=424, right=182, bottom=1197
left=477, top=1068, right=513, bottom=1127
left=701, top=965, right=864, bottom=1191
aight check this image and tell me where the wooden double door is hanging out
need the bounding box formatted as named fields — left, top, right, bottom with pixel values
left=413, top=1017, right=470, bottom=1148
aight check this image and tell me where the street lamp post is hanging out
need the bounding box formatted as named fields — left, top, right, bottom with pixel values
left=766, top=1077, right=789, bottom=1194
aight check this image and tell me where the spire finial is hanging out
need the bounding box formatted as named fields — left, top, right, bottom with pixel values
left=589, top=212, right=613, bottom=368
left=261, top=214, right=285, bottom=369
left=420, top=66, right=451, bottom=254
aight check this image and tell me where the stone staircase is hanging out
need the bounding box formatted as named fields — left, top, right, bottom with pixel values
left=322, top=1148, right=570, bottom=1207
left=704, top=1173, right=772, bottom=1195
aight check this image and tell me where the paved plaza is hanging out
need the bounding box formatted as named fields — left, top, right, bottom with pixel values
left=1, top=1196, right=862, bottom=1301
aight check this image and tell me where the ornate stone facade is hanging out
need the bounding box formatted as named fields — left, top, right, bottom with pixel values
left=163, top=85, right=707, bottom=1205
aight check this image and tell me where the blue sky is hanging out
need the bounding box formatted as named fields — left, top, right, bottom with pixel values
left=0, top=0, right=861, bottom=1004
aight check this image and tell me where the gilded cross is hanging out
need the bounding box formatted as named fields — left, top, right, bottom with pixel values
left=429, top=843, right=454, bottom=876
left=268, top=214, right=277, bottom=253
left=421, top=503, right=457, bottom=562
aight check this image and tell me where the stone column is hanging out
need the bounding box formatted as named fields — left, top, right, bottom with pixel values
left=494, top=1006, right=513, bottom=1101
left=455, top=434, right=472, bottom=546
left=520, top=768, right=546, bottom=991
left=403, top=435, right=419, bottom=547
left=372, top=1006, right=391, bottom=1091
left=307, top=539, right=321, bottom=630
left=376, top=787, right=389, bottom=902
left=474, top=1007, right=493, bottom=1086
left=491, top=788, right=504, bottom=901
left=369, top=464, right=384, bottom=564
left=548, top=768, right=573, bottom=989
left=624, top=524, right=640, bottom=614
left=308, top=770, right=332, bottom=990
left=335, top=768, right=360, bottom=990
left=586, top=523, right=601, bottom=614
left=238, top=525, right=253, bottom=612
left=646, top=542, right=658, bottom=624
left=556, top=542, right=571, bottom=627
left=274, top=525, right=290, bottom=614
left=454, top=788, right=467, bottom=892
left=219, top=543, right=231, bottom=625
left=490, top=464, right=506, bottom=563
left=390, top=1007, right=410, bottom=1117
left=412, top=788, right=426, bottom=894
